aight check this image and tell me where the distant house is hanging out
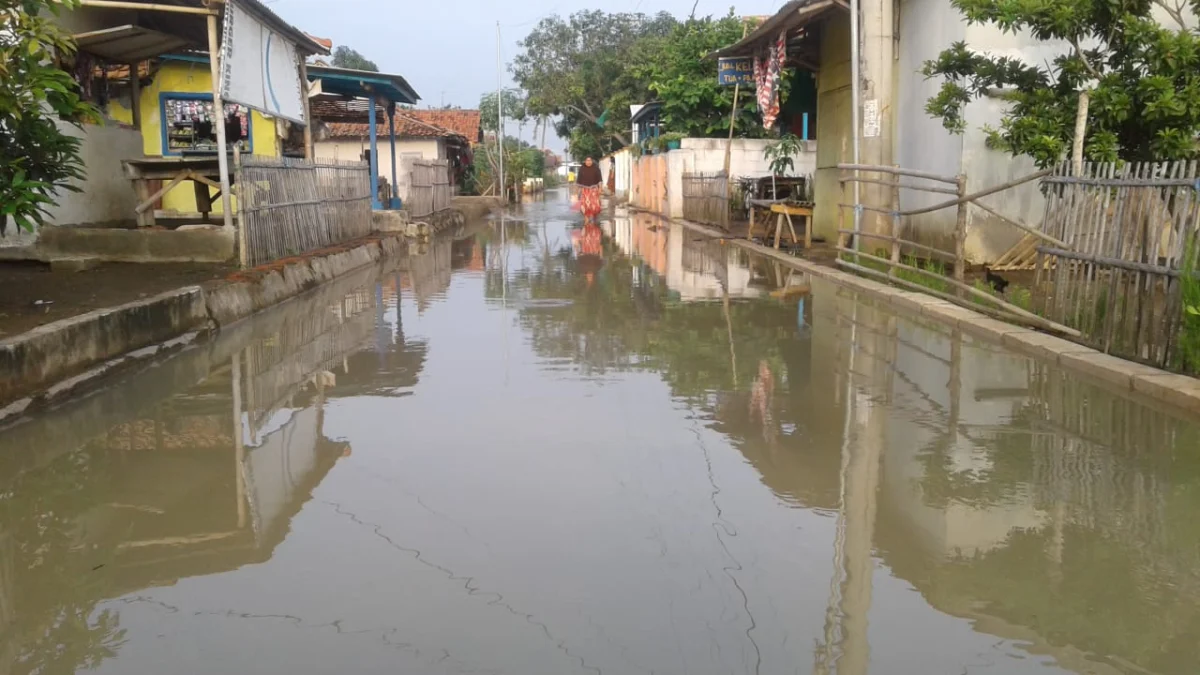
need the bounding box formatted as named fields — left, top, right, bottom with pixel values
left=315, top=111, right=468, bottom=164
left=313, top=108, right=476, bottom=192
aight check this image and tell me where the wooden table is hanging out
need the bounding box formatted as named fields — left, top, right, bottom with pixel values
left=748, top=200, right=813, bottom=250
left=122, top=156, right=230, bottom=226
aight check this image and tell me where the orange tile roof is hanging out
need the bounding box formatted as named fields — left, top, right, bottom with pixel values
left=323, top=113, right=465, bottom=141
left=306, top=33, right=333, bottom=50
left=405, top=109, right=482, bottom=142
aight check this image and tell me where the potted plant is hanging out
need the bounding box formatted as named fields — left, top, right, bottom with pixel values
left=660, top=132, right=685, bottom=151
left=763, top=134, right=806, bottom=200
left=764, top=133, right=804, bottom=176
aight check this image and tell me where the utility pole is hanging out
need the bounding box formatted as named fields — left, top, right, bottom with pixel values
left=496, top=21, right=505, bottom=201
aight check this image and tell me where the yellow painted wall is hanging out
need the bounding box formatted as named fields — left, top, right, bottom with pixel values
left=812, top=13, right=852, bottom=242
left=109, top=60, right=280, bottom=216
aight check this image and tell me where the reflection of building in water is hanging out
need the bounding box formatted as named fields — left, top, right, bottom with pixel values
left=604, top=215, right=763, bottom=301
left=400, top=234, right=453, bottom=311
left=0, top=272, right=433, bottom=675
left=819, top=285, right=1200, bottom=673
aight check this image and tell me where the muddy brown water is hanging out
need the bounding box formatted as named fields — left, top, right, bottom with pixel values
left=2, top=191, right=1199, bottom=675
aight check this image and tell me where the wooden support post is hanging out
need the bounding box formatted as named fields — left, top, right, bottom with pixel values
left=954, top=174, right=968, bottom=295
left=890, top=164, right=901, bottom=276
left=300, top=59, right=314, bottom=160
left=234, top=145, right=247, bottom=268
left=129, top=61, right=141, bottom=129
left=388, top=102, right=399, bottom=209
left=838, top=174, right=848, bottom=254
left=720, top=21, right=750, bottom=230
left=368, top=96, right=380, bottom=210
left=133, top=179, right=155, bottom=227
left=206, top=12, right=234, bottom=231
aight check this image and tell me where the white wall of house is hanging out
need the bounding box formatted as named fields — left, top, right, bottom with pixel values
left=605, top=149, right=633, bottom=197
left=314, top=137, right=444, bottom=186
left=3, top=120, right=144, bottom=249
left=894, top=0, right=967, bottom=254
left=890, top=0, right=1186, bottom=262
left=679, top=138, right=817, bottom=179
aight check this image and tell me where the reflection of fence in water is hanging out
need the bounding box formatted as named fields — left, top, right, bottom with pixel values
left=1021, top=362, right=1200, bottom=580
left=241, top=288, right=378, bottom=433
left=680, top=233, right=730, bottom=287
left=406, top=235, right=453, bottom=309
left=681, top=172, right=729, bottom=226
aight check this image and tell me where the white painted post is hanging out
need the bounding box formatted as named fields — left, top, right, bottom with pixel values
left=207, top=12, right=234, bottom=230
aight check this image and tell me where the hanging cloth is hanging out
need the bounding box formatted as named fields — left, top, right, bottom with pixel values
left=753, top=30, right=787, bottom=130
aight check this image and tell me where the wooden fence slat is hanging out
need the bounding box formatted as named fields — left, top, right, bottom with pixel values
left=682, top=172, right=729, bottom=227
left=1032, top=159, right=1199, bottom=369
left=238, top=155, right=372, bottom=267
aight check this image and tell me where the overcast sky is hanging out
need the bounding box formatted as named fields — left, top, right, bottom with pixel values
left=268, top=0, right=784, bottom=151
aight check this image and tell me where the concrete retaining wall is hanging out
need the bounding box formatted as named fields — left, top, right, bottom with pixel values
left=0, top=234, right=409, bottom=412
left=0, top=287, right=208, bottom=406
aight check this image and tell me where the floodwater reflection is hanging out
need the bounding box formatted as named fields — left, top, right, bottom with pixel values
left=0, top=191, right=1198, bottom=674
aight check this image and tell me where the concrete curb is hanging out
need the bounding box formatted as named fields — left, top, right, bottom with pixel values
left=0, top=233, right=409, bottom=412
left=632, top=208, right=1200, bottom=416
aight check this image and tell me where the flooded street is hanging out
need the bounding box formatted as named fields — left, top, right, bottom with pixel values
left=2, top=189, right=1200, bottom=675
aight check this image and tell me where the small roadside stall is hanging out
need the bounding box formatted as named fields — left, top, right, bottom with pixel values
left=305, top=67, right=421, bottom=210
left=709, top=0, right=848, bottom=245
left=63, top=0, right=329, bottom=230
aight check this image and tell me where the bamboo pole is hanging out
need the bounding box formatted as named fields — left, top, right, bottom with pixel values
left=972, top=198, right=1070, bottom=248
left=300, top=59, right=314, bottom=160
left=206, top=12, right=235, bottom=231
left=837, top=163, right=958, bottom=184
left=721, top=21, right=751, bottom=229
left=234, top=145, right=247, bottom=268
left=835, top=246, right=1081, bottom=336
left=889, top=165, right=901, bottom=276
left=954, top=174, right=968, bottom=293
left=902, top=168, right=1053, bottom=217
left=838, top=174, right=849, bottom=252
left=837, top=229, right=956, bottom=261
left=74, top=0, right=217, bottom=14
left=842, top=175, right=958, bottom=195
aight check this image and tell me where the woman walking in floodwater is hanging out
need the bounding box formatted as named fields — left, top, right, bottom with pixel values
left=576, top=156, right=604, bottom=224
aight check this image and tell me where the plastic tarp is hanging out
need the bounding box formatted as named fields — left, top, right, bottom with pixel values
left=219, top=0, right=306, bottom=124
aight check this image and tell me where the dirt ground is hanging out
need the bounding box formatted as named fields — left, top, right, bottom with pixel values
left=0, top=261, right=235, bottom=338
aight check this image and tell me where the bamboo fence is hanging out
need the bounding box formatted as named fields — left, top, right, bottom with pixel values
left=236, top=155, right=372, bottom=268
left=834, top=163, right=1075, bottom=335
left=406, top=159, right=452, bottom=220
left=681, top=171, right=730, bottom=227
left=1034, top=161, right=1200, bottom=367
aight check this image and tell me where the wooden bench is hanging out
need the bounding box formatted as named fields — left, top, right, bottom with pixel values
left=122, top=156, right=230, bottom=227
left=749, top=201, right=813, bottom=250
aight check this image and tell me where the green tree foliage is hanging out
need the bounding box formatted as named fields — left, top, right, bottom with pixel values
left=479, top=89, right=527, bottom=134
left=629, top=12, right=766, bottom=138
left=922, top=0, right=1200, bottom=167
left=512, top=10, right=677, bottom=155
left=468, top=136, right=546, bottom=195
left=0, top=0, right=100, bottom=235
left=513, top=10, right=776, bottom=159
left=331, top=46, right=379, bottom=72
